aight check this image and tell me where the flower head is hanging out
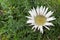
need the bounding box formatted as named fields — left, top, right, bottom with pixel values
left=27, top=6, right=56, bottom=34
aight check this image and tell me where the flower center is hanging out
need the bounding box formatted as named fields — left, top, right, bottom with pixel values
left=35, top=15, right=46, bottom=25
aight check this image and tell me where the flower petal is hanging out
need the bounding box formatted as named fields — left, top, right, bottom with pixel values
left=32, top=25, right=38, bottom=31
left=28, top=11, right=34, bottom=17
left=26, top=16, right=32, bottom=19
left=44, top=7, right=48, bottom=15
left=27, top=20, right=34, bottom=23
left=26, top=16, right=34, bottom=20
left=43, top=6, right=45, bottom=14
left=28, top=8, right=36, bottom=17
left=44, top=26, right=50, bottom=30
left=32, top=26, right=35, bottom=29
left=39, top=6, right=43, bottom=15
left=38, top=26, right=40, bottom=30
left=32, top=7, right=37, bottom=16
left=39, top=26, right=43, bottom=34
left=36, top=6, right=40, bottom=15
left=45, top=11, right=54, bottom=18
left=44, top=22, right=54, bottom=26
left=47, top=16, right=56, bottom=21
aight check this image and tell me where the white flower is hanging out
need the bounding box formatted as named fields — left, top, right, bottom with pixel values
left=27, top=6, right=56, bottom=34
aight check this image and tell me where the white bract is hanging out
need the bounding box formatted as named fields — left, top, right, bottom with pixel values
left=27, top=6, right=56, bottom=34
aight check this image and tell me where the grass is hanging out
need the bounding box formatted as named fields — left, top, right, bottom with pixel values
left=0, top=0, right=60, bottom=40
